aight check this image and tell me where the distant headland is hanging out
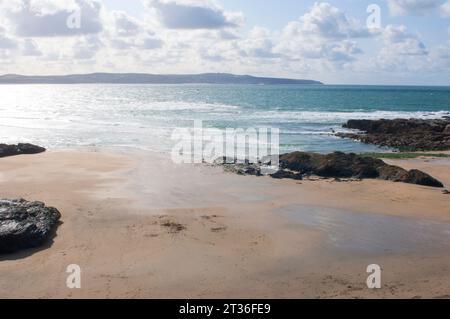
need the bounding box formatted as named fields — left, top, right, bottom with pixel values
left=0, top=73, right=323, bottom=85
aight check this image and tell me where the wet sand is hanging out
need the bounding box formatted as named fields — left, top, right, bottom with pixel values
left=0, top=150, right=449, bottom=298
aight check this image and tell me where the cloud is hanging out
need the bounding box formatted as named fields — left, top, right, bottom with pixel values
left=387, top=0, right=446, bottom=16
left=143, top=0, right=243, bottom=29
left=141, top=36, right=164, bottom=50
left=441, top=1, right=450, bottom=15
left=274, top=3, right=371, bottom=64
left=112, top=11, right=141, bottom=37
left=382, top=25, right=428, bottom=55
left=21, top=39, right=42, bottom=56
left=239, top=27, right=281, bottom=59
left=4, top=0, right=103, bottom=37
left=0, top=35, right=18, bottom=49
left=72, top=35, right=102, bottom=59
left=293, top=2, right=373, bottom=39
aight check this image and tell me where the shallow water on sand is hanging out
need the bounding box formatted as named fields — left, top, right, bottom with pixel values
left=281, top=205, right=450, bottom=254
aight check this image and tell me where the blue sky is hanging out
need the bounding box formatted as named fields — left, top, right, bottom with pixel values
left=0, top=0, right=449, bottom=85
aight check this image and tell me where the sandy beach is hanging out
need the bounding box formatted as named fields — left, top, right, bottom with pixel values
left=0, top=149, right=449, bottom=299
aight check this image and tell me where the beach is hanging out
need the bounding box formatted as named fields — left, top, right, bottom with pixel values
left=1, top=149, right=449, bottom=299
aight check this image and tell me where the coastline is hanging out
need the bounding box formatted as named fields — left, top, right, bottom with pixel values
left=0, top=148, right=449, bottom=298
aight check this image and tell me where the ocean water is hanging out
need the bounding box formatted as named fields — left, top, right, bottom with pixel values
left=0, top=84, right=449, bottom=154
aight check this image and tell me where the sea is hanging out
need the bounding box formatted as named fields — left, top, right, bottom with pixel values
left=1, top=84, right=449, bottom=154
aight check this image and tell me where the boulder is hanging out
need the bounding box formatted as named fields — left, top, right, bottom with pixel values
left=0, top=143, right=46, bottom=158
left=0, top=199, right=61, bottom=254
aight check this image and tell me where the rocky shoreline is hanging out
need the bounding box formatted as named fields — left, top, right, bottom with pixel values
left=218, top=151, right=444, bottom=188
left=336, top=117, right=450, bottom=151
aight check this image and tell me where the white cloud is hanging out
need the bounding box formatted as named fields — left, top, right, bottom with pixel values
left=0, top=35, right=18, bottom=49
left=143, top=0, right=243, bottom=29
left=111, top=11, right=141, bottom=37
left=441, top=1, right=450, bottom=15
left=294, top=2, right=373, bottom=39
left=382, top=25, right=428, bottom=56
left=387, top=0, right=446, bottom=16
left=72, top=35, right=102, bottom=60
left=239, top=27, right=280, bottom=59
left=4, top=0, right=103, bottom=37
left=274, top=3, right=372, bottom=64
left=21, top=39, right=42, bottom=56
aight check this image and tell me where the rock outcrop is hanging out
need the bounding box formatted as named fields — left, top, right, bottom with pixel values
left=336, top=118, right=450, bottom=151
left=217, top=152, right=444, bottom=188
left=0, top=199, right=61, bottom=254
left=279, top=152, right=444, bottom=187
left=0, top=143, right=46, bottom=158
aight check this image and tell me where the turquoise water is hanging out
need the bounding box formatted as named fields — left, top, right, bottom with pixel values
left=0, top=84, right=449, bottom=153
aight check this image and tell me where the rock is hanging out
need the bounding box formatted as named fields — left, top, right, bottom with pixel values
left=444, top=125, right=450, bottom=135
left=0, top=199, right=61, bottom=254
left=216, top=151, right=444, bottom=188
left=223, top=163, right=262, bottom=176
left=0, top=143, right=46, bottom=158
left=279, top=152, right=385, bottom=179
left=443, top=190, right=450, bottom=195
left=401, top=169, right=444, bottom=188
left=337, top=118, right=450, bottom=151
left=281, top=151, right=444, bottom=187
left=377, top=165, right=408, bottom=181
left=270, top=170, right=303, bottom=180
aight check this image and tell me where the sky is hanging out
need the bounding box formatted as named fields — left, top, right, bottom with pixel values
left=0, top=0, right=449, bottom=85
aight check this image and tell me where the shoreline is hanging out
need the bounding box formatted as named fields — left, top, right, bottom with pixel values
left=0, top=148, right=449, bottom=298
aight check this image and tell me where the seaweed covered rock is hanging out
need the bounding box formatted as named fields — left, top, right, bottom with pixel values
left=0, top=199, right=61, bottom=254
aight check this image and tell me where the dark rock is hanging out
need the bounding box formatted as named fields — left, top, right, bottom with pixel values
left=223, top=163, right=262, bottom=176
left=0, top=143, right=46, bottom=158
left=279, top=151, right=444, bottom=187
left=280, top=152, right=385, bottom=179
left=270, top=170, right=303, bottom=180
left=0, top=199, right=61, bottom=254
left=337, top=118, right=450, bottom=151
left=444, top=125, right=450, bottom=135
left=216, top=151, right=444, bottom=188
left=377, top=165, right=408, bottom=181
left=401, top=169, right=444, bottom=188
left=242, top=166, right=262, bottom=176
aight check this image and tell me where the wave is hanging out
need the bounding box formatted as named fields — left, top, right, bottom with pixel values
left=127, top=101, right=241, bottom=111
left=245, top=110, right=450, bottom=123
